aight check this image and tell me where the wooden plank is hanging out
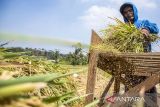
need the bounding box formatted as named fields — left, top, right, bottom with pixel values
left=99, top=52, right=160, bottom=56
left=85, top=30, right=102, bottom=105
left=111, top=75, right=160, bottom=107
left=130, top=62, right=160, bottom=65
left=116, top=52, right=160, bottom=57
left=127, top=59, right=160, bottom=63
left=98, top=77, right=114, bottom=107
left=120, top=52, right=160, bottom=56
left=99, top=52, right=160, bottom=60
left=98, top=53, right=160, bottom=63
left=122, top=55, right=160, bottom=60
left=134, top=64, right=160, bottom=68
left=123, top=52, right=160, bottom=54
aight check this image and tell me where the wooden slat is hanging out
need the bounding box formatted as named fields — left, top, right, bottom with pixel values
left=98, top=77, right=114, bottom=107
left=134, top=64, right=160, bottom=68
left=136, top=68, right=160, bottom=72
left=123, top=56, right=160, bottom=60
left=130, top=61, right=160, bottom=65
left=118, top=52, right=160, bottom=57
left=119, top=52, right=160, bottom=56
left=85, top=30, right=102, bottom=105
left=136, top=64, right=160, bottom=68
left=127, top=59, right=160, bottom=63
left=99, top=52, right=160, bottom=60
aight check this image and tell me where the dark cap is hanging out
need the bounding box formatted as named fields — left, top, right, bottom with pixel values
left=120, top=3, right=133, bottom=15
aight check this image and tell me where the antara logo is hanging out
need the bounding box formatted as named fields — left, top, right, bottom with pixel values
left=105, top=95, right=145, bottom=103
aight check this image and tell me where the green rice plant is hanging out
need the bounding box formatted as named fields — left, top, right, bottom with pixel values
left=43, top=91, right=74, bottom=103
left=61, top=94, right=90, bottom=107
left=0, top=82, right=46, bottom=98
left=0, top=71, right=81, bottom=87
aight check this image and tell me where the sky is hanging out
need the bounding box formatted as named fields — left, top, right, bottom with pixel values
left=0, top=0, right=160, bottom=53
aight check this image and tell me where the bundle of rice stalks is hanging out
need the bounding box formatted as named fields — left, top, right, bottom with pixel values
left=99, top=18, right=159, bottom=53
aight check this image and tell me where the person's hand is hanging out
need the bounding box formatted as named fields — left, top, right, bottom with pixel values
left=141, top=28, right=150, bottom=40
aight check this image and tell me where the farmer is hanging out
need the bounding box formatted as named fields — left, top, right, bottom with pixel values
left=119, top=2, right=159, bottom=106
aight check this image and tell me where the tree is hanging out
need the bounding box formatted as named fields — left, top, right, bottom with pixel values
left=68, top=42, right=87, bottom=65
left=52, top=49, right=60, bottom=63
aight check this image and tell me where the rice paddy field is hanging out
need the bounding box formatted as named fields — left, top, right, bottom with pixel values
left=0, top=48, right=112, bottom=107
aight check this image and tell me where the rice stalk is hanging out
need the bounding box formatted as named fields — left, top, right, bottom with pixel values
left=97, top=18, right=159, bottom=53
left=0, top=71, right=82, bottom=87
left=0, top=83, right=46, bottom=98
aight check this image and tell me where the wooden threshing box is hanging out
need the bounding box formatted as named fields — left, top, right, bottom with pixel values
left=85, top=30, right=160, bottom=107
